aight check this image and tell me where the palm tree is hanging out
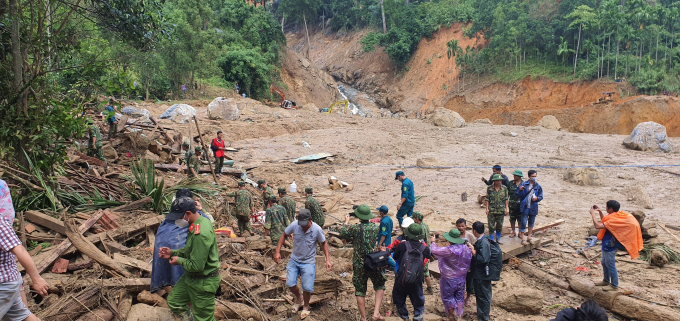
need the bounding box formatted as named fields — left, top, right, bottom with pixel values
left=447, top=39, right=460, bottom=91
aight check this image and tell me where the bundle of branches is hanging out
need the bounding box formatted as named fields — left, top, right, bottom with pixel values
left=638, top=243, right=680, bottom=264
left=55, top=188, right=126, bottom=213
left=63, top=163, right=126, bottom=199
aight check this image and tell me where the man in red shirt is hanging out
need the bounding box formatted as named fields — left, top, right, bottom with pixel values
left=211, top=131, right=226, bottom=175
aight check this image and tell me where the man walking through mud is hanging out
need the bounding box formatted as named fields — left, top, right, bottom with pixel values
left=304, top=187, right=325, bottom=227
left=395, top=171, right=415, bottom=226
left=258, top=179, right=274, bottom=211
left=274, top=209, right=331, bottom=319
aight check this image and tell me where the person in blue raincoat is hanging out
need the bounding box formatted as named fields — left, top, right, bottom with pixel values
left=150, top=188, right=210, bottom=292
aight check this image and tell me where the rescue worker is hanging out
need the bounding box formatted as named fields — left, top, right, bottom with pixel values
left=481, top=165, right=509, bottom=188
left=339, top=204, right=386, bottom=321
left=486, top=174, right=509, bottom=244
left=186, top=147, right=202, bottom=179
left=304, top=187, right=325, bottom=227
left=264, top=195, right=289, bottom=245
left=159, top=197, right=219, bottom=321
left=104, top=99, right=117, bottom=139
left=413, top=212, right=434, bottom=294
left=177, top=142, right=192, bottom=173
left=211, top=131, right=226, bottom=175
left=87, top=119, right=105, bottom=161
left=226, top=181, right=255, bottom=236
left=278, top=186, right=296, bottom=223
left=507, top=170, right=524, bottom=238
left=257, top=179, right=274, bottom=211
left=395, top=171, right=415, bottom=226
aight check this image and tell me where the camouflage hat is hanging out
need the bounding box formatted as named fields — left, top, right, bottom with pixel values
left=412, top=211, right=423, bottom=221
left=268, top=195, right=278, bottom=203
left=491, top=174, right=503, bottom=181
left=278, top=187, right=286, bottom=194
left=257, top=179, right=265, bottom=185
left=237, top=181, right=246, bottom=187
left=182, top=142, right=190, bottom=147
left=194, top=146, right=202, bottom=152
left=305, top=186, right=313, bottom=194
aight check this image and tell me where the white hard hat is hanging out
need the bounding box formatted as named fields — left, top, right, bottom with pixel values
left=401, top=217, right=415, bottom=229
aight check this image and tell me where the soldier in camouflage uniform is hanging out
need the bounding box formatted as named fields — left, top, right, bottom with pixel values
left=86, top=119, right=105, bottom=161
left=264, top=195, right=290, bottom=245
left=412, top=211, right=434, bottom=294
left=486, top=174, right=509, bottom=244
left=226, top=181, right=255, bottom=236
left=339, top=204, right=386, bottom=321
left=507, top=170, right=524, bottom=238
left=278, top=187, right=296, bottom=223
left=186, top=147, right=202, bottom=179
left=304, top=187, right=325, bottom=227
left=257, top=179, right=274, bottom=211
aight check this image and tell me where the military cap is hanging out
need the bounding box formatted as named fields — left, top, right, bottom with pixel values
left=257, top=179, right=266, bottom=185
left=238, top=181, right=246, bottom=187
left=412, top=211, right=423, bottom=221
left=194, top=146, right=202, bottom=152
left=278, top=187, right=286, bottom=194
left=305, top=186, right=313, bottom=194
left=491, top=174, right=503, bottom=181
left=268, top=195, right=278, bottom=203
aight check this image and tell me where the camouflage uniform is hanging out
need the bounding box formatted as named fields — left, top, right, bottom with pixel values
left=262, top=187, right=274, bottom=211
left=87, top=125, right=105, bottom=160
left=180, top=150, right=193, bottom=165
left=264, top=204, right=289, bottom=244
left=420, top=221, right=431, bottom=277
left=339, top=222, right=386, bottom=297
left=226, top=189, right=254, bottom=234
left=486, top=185, right=508, bottom=235
left=508, top=180, right=523, bottom=227
left=279, top=195, right=296, bottom=223
left=186, top=154, right=201, bottom=178
left=305, top=196, right=325, bottom=227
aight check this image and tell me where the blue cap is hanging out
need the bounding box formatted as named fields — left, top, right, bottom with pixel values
left=492, top=165, right=502, bottom=170
left=377, top=205, right=389, bottom=214
left=395, top=171, right=405, bottom=180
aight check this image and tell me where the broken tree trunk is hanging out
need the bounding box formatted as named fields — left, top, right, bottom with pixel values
left=64, top=218, right=132, bottom=277
left=38, top=286, right=101, bottom=321
left=110, top=196, right=152, bottom=212
left=215, top=300, right=264, bottom=321
left=75, top=307, right=114, bottom=321
left=137, top=290, right=169, bottom=308
left=516, top=262, right=570, bottom=290
left=23, top=210, right=105, bottom=274
left=117, top=292, right=133, bottom=321
left=568, top=276, right=680, bottom=321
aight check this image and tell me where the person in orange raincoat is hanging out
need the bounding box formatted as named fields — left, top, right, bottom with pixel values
left=588, top=200, right=643, bottom=291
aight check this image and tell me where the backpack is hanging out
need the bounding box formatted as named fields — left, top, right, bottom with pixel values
left=210, top=139, right=218, bottom=157
left=359, top=224, right=390, bottom=272
left=486, top=238, right=503, bottom=281
left=396, top=241, right=426, bottom=288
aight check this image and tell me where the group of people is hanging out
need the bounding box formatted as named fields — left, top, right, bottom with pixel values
left=86, top=99, right=118, bottom=161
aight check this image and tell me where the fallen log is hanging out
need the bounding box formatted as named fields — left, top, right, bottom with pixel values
left=64, top=218, right=132, bottom=277
left=25, top=210, right=66, bottom=235
left=215, top=300, right=264, bottom=321
left=110, top=196, right=152, bottom=212
left=67, top=256, right=94, bottom=271
left=103, top=241, right=131, bottom=254
left=22, top=210, right=105, bottom=273
left=72, top=151, right=107, bottom=167
left=75, top=307, right=114, bottom=321
left=137, top=290, right=169, bottom=308
left=117, top=292, right=133, bottom=321
left=114, top=253, right=152, bottom=273
left=568, top=276, right=680, bottom=321
left=70, top=278, right=151, bottom=293
left=516, top=262, right=570, bottom=290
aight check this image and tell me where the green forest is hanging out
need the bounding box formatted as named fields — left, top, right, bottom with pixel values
left=1, top=0, right=679, bottom=170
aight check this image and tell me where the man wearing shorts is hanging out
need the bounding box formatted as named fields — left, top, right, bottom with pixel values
left=274, top=209, right=332, bottom=319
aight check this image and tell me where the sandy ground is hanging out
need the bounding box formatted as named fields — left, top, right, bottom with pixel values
left=133, top=100, right=680, bottom=320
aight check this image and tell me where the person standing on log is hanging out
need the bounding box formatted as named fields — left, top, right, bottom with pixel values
left=516, top=170, right=543, bottom=245
left=412, top=211, right=434, bottom=294
left=151, top=189, right=212, bottom=293
left=264, top=195, right=289, bottom=245
left=0, top=217, right=49, bottom=321
left=395, top=171, right=415, bottom=227
left=186, top=147, right=202, bottom=179
left=430, top=229, right=472, bottom=321
left=339, top=205, right=387, bottom=321
left=589, top=200, right=643, bottom=292
left=278, top=187, right=296, bottom=223
left=274, top=209, right=331, bottom=319
left=225, top=181, right=255, bottom=236
left=257, top=179, right=274, bottom=211
left=485, top=174, right=509, bottom=244
left=507, top=170, right=524, bottom=238
left=481, top=165, right=509, bottom=188
left=159, top=197, right=220, bottom=321
left=210, top=131, right=226, bottom=176
left=304, top=187, right=325, bottom=227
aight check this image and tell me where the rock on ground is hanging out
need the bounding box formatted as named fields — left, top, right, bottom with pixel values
left=563, top=167, right=602, bottom=186
left=207, top=97, right=240, bottom=121
left=651, top=249, right=669, bottom=267
left=624, top=186, right=654, bottom=209
left=416, top=157, right=443, bottom=167
left=498, top=287, right=543, bottom=315
left=431, top=108, right=466, bottom=128
left=623, top=121, right=674, bottom=153
left=159, top=103, right=196, bottom=121
left=125, top=303, right=174, bottom=321
left=102, top=144, right=118, bottom=160
left=473, top=118, right=493, bottom=125
left=536, top=115, right=561, bottom=130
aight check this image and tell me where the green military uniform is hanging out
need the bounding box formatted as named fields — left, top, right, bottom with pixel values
left=87, top=124, right=105, bottom=161
left=413, top=212, right=431, bottom=278
left=264, top=203, right=289, bottom=244
left=305, top=195, right=325, bottom=228
left=226, top=188, right=254, bottom=235
left=108, top=121, right=117, bottom=139
left=338, top=205, right=386, bottom=297
left=186, top=148, right=201, bottom=178
left=262, top=186, right=274, bottom=211
left=167, top=216, right=220, bottom=321
left=508, top=179, right=523, bottom=228
left=486, top=184, right=508, bottom=235
left=180, top=149, right=193, bottom=165
left=278, top=190, right=296, bottom=223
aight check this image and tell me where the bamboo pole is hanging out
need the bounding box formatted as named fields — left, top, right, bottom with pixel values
left=192, top=116, right=218, bottom=184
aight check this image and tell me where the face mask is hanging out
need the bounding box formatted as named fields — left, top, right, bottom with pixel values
left=175, top=218, right=189, bottom=228
left=530, top=177, right=536, bottom=183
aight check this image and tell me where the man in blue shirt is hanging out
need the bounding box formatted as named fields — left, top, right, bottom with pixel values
left=516, top=170, right=543, bottom=245
left=395, top=171, right=415, bottom=226
left=376, top=205, right=393, bottom=247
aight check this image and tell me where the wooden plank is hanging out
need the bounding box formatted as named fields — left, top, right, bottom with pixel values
left=503, top=219, right=565, bottom=235
left=657, top=223, right=680, bottom=243
left=216, top=236, right=246, bottom=244
left=103, top=241, right=131, bottom=254
left=70, top=278, right=151, bottom=292
left=149, top=116, right=174, bottom=145
left=500, top=236, right=553, bottom=261
left=110, top=197, right=152, bottom=212
left=113, top=253, right=152, bottom=273
left=24, top=210, right=66, bottom=235
left=146, top=226, right=156, bottom=248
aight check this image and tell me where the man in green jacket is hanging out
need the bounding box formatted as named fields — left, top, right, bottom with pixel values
left=159, top=197, right=219, bottom=321
left=226, top=181, right=255, bottom=236
left=304, top=187, right=325, bottom=227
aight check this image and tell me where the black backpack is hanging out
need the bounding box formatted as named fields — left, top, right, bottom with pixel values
left=396, top=241, right=426, bottom=288
left=359, top=224, right=390, bottom=271
left=486, top=238, right=503, bottom=281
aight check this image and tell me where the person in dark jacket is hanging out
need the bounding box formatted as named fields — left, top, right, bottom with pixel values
left=469, top=221, right=497, bottom=321
left=481, top=165, right=509, bottom=187
left=391, top=223, right=432, bottom=321
left=550, top=300, right=607, bottom=321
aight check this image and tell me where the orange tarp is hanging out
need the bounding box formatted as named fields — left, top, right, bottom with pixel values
left=597, top=211, right=644, bottom=259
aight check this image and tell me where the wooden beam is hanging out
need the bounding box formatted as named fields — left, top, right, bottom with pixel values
left=503, top=219, right=565, bottom=235
left=149, top=116, right=174, bottom=145
left=114, top=253, right=152, bottom=273
left=69, top=278, right=151, bottom=293
left=65, top=218, right=132, bottom=277
left=146, top=226, right=155, bottom=248
left=103, top=241, right=131, bottom=254
left=72, top=151, right=107, bottom=167
left=110, top=196, right=152, bottom=212
left=657, top=223, right=680, bottom=243
left=24, top=210, right=66, bottom=235
left=500, top=236, right=553, bottom=261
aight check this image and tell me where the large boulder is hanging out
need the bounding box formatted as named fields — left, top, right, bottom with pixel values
left=624, top=186, right=654, bottom=209
left=536, top=115, right=561, bottom=130
left=623, top=121, right=674, bottom=153
left=498, top=288, right=543, bottom=315
left=159, top=104, right=196, bottom=124
left=207, top=97, right=240, bottom=121
left=563, top=167, right=602, bottom=186
left=125, top=303, right=174, bottom=321
left=431, top=108, right=466, bottom=128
